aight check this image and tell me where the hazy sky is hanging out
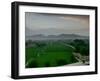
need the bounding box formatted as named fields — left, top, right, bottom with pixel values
left=25, top=12, right=89, bottom=36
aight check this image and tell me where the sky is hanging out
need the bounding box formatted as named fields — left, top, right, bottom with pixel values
left=25, top=12, right=89, bottom=36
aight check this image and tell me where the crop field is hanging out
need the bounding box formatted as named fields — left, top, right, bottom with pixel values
left=25, top=40, right=78, bottom=68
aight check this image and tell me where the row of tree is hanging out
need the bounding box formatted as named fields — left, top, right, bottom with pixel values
left=69, top=39, right=89, bottom=56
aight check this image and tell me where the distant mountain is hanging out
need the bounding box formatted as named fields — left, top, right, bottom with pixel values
left=26, top=33, right=89, bottom=41
left=57, top=34, right=81, bottom=37
left=30, top=34, right=44, bottom=37
left=25, top=27, right=89, bottom=37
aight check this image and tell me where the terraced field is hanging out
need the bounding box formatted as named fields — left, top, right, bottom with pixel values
left=25, top=41, right=78, bottom=68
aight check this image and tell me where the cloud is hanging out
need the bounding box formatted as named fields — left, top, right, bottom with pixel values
left=25, top=12, right=89, bottom=36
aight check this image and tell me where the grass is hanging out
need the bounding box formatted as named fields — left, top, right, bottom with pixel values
left=25, top=41, right=78, bottom=68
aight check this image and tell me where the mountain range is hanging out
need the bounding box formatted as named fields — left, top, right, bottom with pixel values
left=26, top=33, right=89, bottom=41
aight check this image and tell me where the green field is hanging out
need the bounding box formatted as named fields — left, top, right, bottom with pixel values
left=25, top=41, right=78, bottom=68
